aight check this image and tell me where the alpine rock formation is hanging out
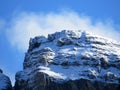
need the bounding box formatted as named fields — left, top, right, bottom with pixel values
left=14, top=30, right=120, bottom=90
left=0, top=68, right=12, bottom=90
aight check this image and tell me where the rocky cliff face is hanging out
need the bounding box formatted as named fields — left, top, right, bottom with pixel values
left=14, top=30, right=120, bottom=90
left=0, top=69, right=12, bottom=90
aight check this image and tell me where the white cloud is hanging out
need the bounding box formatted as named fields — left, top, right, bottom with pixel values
left=6, top=10, right=120, bottom=52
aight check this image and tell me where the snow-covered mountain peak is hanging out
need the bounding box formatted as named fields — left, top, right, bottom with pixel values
left=15, top=30, right=120, bottom=90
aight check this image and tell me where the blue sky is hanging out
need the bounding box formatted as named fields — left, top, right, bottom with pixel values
left=0, top=0, right=120, bottom=84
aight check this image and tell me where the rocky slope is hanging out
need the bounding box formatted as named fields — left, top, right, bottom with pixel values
left=14, top=30, right=120, bottom=90
left=0, top=69, right=12, bottom=90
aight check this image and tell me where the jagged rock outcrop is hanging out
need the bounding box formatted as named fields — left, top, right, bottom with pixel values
left=14, top=30, right=120, bottom=90
left=0, top=68, right=12, bottom=90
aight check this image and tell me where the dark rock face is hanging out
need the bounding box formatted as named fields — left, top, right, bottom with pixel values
left=46, top=79, right=120, bottom=90
left=14, top=30, right=120, bottom=90
left=14, top=73, right=120, bottom=90
left=0, top=69, right=12, bottom=90
left=0, top=68, right=3, bottom=73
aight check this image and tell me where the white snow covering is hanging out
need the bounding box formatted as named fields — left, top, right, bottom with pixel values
left=21, top=30, right=120, bottom=84
left=39, top=66, right=66, bottom=79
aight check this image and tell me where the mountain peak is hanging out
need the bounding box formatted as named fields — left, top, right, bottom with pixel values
left=15, top=30, right=120, bottom=90
left=0, top=69, right=12, bottom=90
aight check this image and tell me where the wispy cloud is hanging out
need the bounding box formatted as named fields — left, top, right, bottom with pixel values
left=6, top=10, right=120, bottom=52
